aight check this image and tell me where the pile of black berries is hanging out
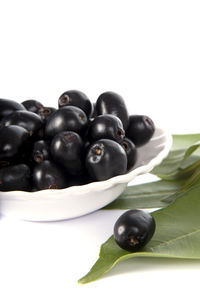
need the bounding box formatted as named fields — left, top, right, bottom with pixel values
left=0, top=90, right=155, bottom=192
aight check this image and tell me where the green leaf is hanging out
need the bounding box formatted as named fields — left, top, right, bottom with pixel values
left=151, top=149, right=187, bottom=180
left=172, top=133, right=200, bottom=150
left=151, top=151, right=200, bottom=180
left=78, top=184, right=200, bottom=284
left=179, top=154, right=200, bottom=171
left=179, top=141, right=200, bottom=169
left=182, top=141, right=200, bottom=159
left=181, top=166, right=200, bottom=191
left=103, top=180, right=184, bottom=210
left=151, top=134, right=200, bottom=180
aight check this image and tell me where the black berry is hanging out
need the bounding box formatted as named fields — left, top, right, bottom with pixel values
left=21, top=100, right=44, bottom=114
left=32, top=160, right=69, bottom=190
left=96, top=91, right=129, bottom=130
left=45, top=106, right=88, bottom=139
left=38, top=107, right=57, bottom=122
left=0, top=164, right=31, bottom=191
left=0, top=98, right=26, bottom=121
left=50, top=131, right=85, bottom=175
left=58, top=90, right=93, bottom=117
left=126, top=115, right=155, bottom=146
left=114, top=209, right=156, bottom=252
left=86, top=139, right=127, bottom=181
left=0, top=125, right=30, bottom=164
left=32, top=140, right=50, bottom=163
left=88, top=114, right=125, bottom=143
left=120, top=137, right=137, bottom=171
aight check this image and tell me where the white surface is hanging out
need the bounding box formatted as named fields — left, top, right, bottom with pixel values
left=1, top=1, right=200, bottom=299
left=0, top=126, right=172, bottom=221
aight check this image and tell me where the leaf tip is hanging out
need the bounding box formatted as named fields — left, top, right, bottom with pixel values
left=77, top=276, right=92, bottom=285
left=77, top=279, right=84, bottom=285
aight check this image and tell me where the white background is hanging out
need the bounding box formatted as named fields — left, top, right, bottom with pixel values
left=1, top=0, right=200, bottom=299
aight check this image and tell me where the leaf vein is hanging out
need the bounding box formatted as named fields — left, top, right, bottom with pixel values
left=152, top=227, right=200, bottom=250
left=121, top=190, right=177, bottom=198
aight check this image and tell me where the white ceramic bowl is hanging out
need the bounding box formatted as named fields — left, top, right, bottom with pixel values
left=0, top=126, right=172, bottom=221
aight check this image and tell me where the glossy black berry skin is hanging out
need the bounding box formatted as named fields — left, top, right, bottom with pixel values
left=38, top=107, right=57, bottom=122
left=2, top=110, right=43, bottom=137
left=0, top=164, right=31, bottom=191
left=67, top=174, right=92, bottom=187
left=32, top=140, right=50, bottom=163
left=58, top=90, right=93, bottom=117
left=21, top=100, right=44, bottom=114
left=0, top=98, right=26, bottom=121
left=36, top=107, right=57, bottom=139
left=91, top=102, right=97, bottom=119
left=86, top=139, right=127, bottom=181
left=96, top=92, right=129, bottom=130
left=114, top=209, right=156, bottom=252
left=45, top=106, right=88, bottom=139
left=88, top=115, right=125, bottom=143
left=0, top=92, right=157, bottom=192
left=120, top=137, right=137, bottom=171
left=32, top=160, right=68, bottom=190
left=0, top=125, right=30, bottom=163
left=50, top=131, right=84, bottom=175
left=126, top=115, right=155, bottom=147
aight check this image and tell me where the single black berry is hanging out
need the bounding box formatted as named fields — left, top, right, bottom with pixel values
left=50, top=131, right=85, bottom=175
left=45, top=106, right=88, bottom=139
left=32, top=160, right=69, bottom=190
left=96, top=91, right=129, bottom=130
left=0, top=125, right=30, bottom=163
left=0, top=98, right=26, bottom=122
left=88, top=114, right=125, bottom=143
left=21, top=100, right=44, bottom=114
left=126, top=115, right=155, bottom=146
left=114, top=209, right=156, bottom=252
left=86, top=139, right=127, bottom=181
left=58, top=90, right=93, bottom=117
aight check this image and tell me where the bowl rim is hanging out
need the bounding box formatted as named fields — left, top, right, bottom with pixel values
left=0, top=126, right=172, bottom=197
